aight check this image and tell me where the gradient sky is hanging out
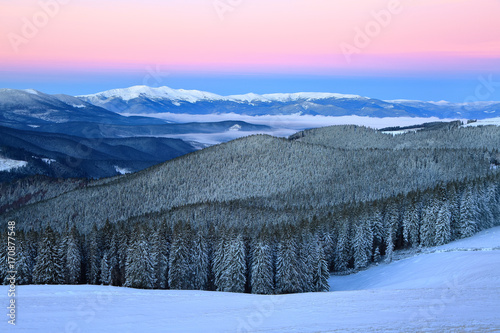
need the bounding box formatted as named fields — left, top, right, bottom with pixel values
left=1, top=0, right=500, bottom=101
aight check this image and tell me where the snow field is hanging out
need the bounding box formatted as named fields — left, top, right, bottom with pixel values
left=1, top=226, right=499, bottom=332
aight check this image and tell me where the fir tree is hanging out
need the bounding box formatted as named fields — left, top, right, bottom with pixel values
left=33, top=226, right=64, bottom=284
left=435, top=201, right=452, bottom=245
left=168, top=222, right=193, bottom=290
left=312, top=238, right=329, bottom=292
left=124, top=227, right=155, bottom=289
left=420, top=197, right=438, bottom=247
left=275, top=229, right=302, bottom=294
left=100, top=251, right=111, bottom=285
left=402, top=200, right=420, bottom=248
left=213, top=229, right=230, bottom=291
left=15, top=232, right=32, bottom=285
left=250, top=233, right=274, bottom=294
left=334, top=220, right=349, bottom=272
left=64, top=226, right=82, bottom=284
left=224, top=233, right=247, bottom=293
left=152, top=222, right=169, bottom=289
left=86, top=224, right=102, bottom=285
left=190, top=230, right=208, bottom=290
left=353, top=222, right=371, bottom=269
left=459, top=187, right=479, bottom=238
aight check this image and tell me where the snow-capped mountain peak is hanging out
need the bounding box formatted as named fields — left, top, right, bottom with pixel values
left=79, top=85, right=367, bottom=104
left=79, top=85, right=225, bottom=103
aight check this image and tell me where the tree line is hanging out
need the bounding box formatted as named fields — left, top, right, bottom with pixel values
left=2, top=173, right=498, bottom=294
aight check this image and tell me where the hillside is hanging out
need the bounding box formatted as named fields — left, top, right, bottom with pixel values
left=0, top=126, right=197, bottom=181
left=1, top=226, right=498, bottom=332
left=1, top=124, right=499, bottom=296
left=291, top=122, right=500, bottom=150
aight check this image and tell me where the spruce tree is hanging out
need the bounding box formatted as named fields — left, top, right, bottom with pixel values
left=459, top=187, right=479, bottom=238
left=33, top=226, right=64, bottom=284
left=224, top=233, right=247, bottom=293
left=435, top=201, right=452, bottom=245
left=86, top=224, right=102, bottom=285
left=64, top=226, right=82, bottom=284
left=191, top=230, right=209, bottom=290
left=353, top=222, right=371, bottom=269
left=298, top=232, right=314, bottom=292
left=124, top=227, right=155, bottom=289
left=168, top=222, right=193, bottom=290
left=402, top=200, right=420, bottom=248
left=213, top=229, right=230, bottom=291
left=15, top=232, right=32, bottom=285
left=334, top=220, right=349, bottom=272
left=420, top=197, right=438, bottom=247
left=250, top=232, right=274, bottom=294
left=275, top=228, right=302, bottom=294
left=100, top=251, right=111, bottom=285
left=312, top=238, right=330, bottom=292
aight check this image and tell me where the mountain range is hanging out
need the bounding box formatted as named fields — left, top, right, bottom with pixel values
left=79, top=85, right=500, bottom=119
left=1, top=85, right=499, bottom=181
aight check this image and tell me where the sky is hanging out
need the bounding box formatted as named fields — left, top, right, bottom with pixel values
left=1, top=0, right=500, bottom=101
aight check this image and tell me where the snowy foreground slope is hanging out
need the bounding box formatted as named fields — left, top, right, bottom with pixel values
left=2, top=227, right=500, bottom=333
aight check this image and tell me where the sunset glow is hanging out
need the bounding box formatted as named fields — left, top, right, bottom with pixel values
left=1, top=0, right=499, bottom=99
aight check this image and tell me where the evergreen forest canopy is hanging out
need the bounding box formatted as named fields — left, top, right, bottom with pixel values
left=1, top=123, right=499, bottom=294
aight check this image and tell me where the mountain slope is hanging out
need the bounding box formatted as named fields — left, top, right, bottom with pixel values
left=332, top=226, right=500, bottom=291
left=0, top=88, right=167, bottom=127
left=0, top=126, right=197, bottom=180
left=3, top=125, right=498, bottom=232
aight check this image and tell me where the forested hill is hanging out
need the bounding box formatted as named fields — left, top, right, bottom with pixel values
left=2, top=124, right=499, bottom=233
left=1, top=124, right=499, bottom=294
left=290, top=123, right=500, bottom=150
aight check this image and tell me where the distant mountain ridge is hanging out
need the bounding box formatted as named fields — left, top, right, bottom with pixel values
left=79, top=85, right=500, bottom=119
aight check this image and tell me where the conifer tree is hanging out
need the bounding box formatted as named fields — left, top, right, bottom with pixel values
left=435, top=201, right=452, bottom=245
left=250, top=232, right=274, bottom=294
left=353, top=222, right=371, bottom=269
left=100, top=251, right=111, bottom=285
left=334, top=220, right=349, bottom=272
left=213, top=229, right=230, bottom=291
left=152, top=221, right=169, bottom=289
left=87, top=224, right=102, bottom=285
left=420, top=197, right=438, bottom=247
left=224, top=233, right=247, bottom=293
left=320, top=230, right=336, bottom=271
left=276, top=228, right=302, bottom=294
left=116, top=226, right=129, bottom=286
left=33, top=226, right=64, bottom=284
left=402, top=200, right=420, bottom=248
left=298, top=232, right=314, bottom=292
left=191, top=230, right=209, bottom=290
left=312, top=238, right=330, bottom=292
left=459, top=187, right=479, bottom=238
left=11, top=232, right=31, bottom=285
left=64, top=226, right=82, bottom=284
left=168, top=221, right=193, bottom=290
left=124, top=227, right=155, bottom=289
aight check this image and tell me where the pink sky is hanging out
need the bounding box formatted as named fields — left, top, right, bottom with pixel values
left=1, top=0, right=499, bottom=74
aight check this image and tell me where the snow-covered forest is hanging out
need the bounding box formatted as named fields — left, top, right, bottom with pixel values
left=1, top=124, right=499, bottom=294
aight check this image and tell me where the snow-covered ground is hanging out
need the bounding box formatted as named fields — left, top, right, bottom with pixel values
left=114, top=166, right=132, bottom=175
left=463, top=117, right=500, bottom=127
left=0, top=157, right=27, bottom=172
left=2, top=227, right=499, bottom=332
